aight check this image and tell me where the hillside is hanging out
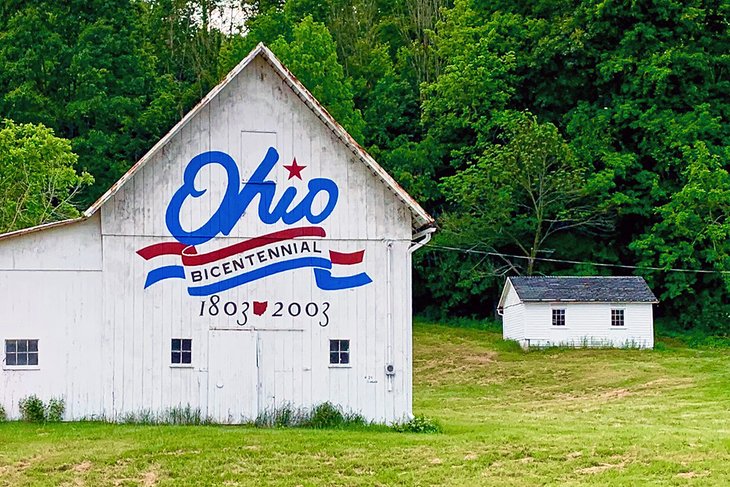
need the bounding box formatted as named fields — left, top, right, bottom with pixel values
left=1, top=323, right=730, bottom=486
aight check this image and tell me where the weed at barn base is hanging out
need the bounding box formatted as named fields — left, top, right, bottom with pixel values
left=17, top=395, right=65, bottom=423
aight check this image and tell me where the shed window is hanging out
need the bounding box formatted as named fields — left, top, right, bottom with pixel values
left=552, top=309, right=566, bottom=327
left=171, top=339, right=192, bottom=365
left=611, top=309, right=625, bottom=327
left=329, top=339, right=350, bottom=365
left=5, top=339, right=39, bottom=367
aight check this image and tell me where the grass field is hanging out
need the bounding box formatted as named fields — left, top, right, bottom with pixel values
left=2, top=322, right=730, bottom=486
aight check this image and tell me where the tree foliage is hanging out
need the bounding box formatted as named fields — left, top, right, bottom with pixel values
left=0, top=120, right=92, bottom=233
left=0, top=0, right=727, bottom=330
left=0, top=0, right=223, bottom=206
left=442, top=113, right=610, bottom=276
left=271, top=16, right=365, bottom=142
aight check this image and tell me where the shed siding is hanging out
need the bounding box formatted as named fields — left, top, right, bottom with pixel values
left=502, top=285, right=524, bottom=341
left=522, top=302, right=654, bottom=349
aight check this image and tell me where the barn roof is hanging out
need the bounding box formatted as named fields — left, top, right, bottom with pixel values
left=504, top=276, right=658, bottom=304
left=0, top=43, right=434, bottom=243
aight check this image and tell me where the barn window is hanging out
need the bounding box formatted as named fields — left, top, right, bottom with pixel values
left=611, top=309, right=625, bottom=327
left=171, top=339, right=192, bottom=365
left=4, top=339, right=39, bottom=367
left=552, top=309, right=566, bottom=326
left=329, top=339, right=350, bottom=365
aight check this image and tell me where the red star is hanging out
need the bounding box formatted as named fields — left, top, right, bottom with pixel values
left=283, top=158, right=307, bottom=180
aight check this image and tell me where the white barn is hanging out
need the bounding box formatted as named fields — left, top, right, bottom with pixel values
left=0, top=44, right=435, bottom=423
left=498, top=276, right=657, bottom=349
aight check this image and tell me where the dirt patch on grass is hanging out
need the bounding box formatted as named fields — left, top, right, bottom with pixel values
left=636, top=377, right=695, bottom=391
left=576, top=461, right=627, bottom=475
left=159, top=449, right=201, bottom=457
left=0, top=456, right=38, bottom=476
left=141, top=467, right=160, bottom=486
left=575, top=453, right=633, bottom=475
left=677, top=471, right=709, bottom=479
left=544, top=376, right=695, bottom=406
left=600, top=388, right=631, bottom=400
left=73, top=461, right=93, bottom=473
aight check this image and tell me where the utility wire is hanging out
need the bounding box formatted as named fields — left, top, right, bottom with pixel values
left=426, top=243, right=730, bottom=275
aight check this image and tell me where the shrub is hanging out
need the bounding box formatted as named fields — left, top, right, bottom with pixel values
left=46, top=398, right=66, bottom=422
left=392, top=415, right=442, bottom=434
left=0, top=404, right=6, bottom=422
left=305, top=402, right=346, bottom=429
left=18, top=396, right=65, bottom=422
left=19, top=395, right=47, bottom=422
left=162, top=405, right=212, bottom=425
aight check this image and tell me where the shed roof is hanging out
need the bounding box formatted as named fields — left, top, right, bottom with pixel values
left=505, top=276, right=658, bottom=304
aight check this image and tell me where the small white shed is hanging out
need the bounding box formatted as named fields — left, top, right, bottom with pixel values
left=498, top=276, right=658, bottom=349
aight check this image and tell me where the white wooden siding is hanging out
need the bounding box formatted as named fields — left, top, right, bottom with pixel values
left=1, top=55, right=418, bottom=423
left=521, top=302, right=654, bottom=349
left=501, top=283, right=524, bottom=341
left=0, top=215, right=104, bottom=418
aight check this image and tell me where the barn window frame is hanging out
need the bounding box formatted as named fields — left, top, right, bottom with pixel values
left=551, top=308, right=566, bottom=327
left=171, top=338, right=193, bottom=367
left=3, top=339, right=40, bottom=370
left=611, top=308, right=625, bottom=327
left=329, top=339, right=350, bottom=367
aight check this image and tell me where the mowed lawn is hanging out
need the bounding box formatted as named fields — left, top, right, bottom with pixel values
left=2, top=323, right=730, bottom=486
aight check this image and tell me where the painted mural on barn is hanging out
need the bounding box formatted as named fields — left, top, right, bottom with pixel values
left=135, top=147, right=372, bottom=323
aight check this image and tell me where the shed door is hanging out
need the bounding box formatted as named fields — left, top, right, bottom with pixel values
left=207, top=330, right=258, bottom=423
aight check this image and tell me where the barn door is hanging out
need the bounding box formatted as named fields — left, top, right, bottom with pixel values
left=256, top=330, right=304, bottom=416
left=207, top=330, right=258, bottom=423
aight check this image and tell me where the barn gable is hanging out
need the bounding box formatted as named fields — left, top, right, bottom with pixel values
left=0, top=43, right=433, bottom=244
left=86, top=43, right=433, bottom=235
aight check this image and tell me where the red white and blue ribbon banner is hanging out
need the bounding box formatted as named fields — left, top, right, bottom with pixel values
left=138, top=227, right=371, bottom=296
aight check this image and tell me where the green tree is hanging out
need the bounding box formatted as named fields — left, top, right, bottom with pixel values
left=271, top=16, right=366, bottom=142
left=631, top=143, right=730, bottom=332
left=413, top=0, right=728, bottom=319
left=441, top=112, right=610, bottom=270
left=0, top=120, right=92, bottom=233
left=0, top=0, right=205, bottom=206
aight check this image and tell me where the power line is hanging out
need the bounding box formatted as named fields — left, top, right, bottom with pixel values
left=426, top=243, right=730, bottom=275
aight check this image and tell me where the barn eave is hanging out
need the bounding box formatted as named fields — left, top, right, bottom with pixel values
left=0, top=217, right=87, bottom=243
